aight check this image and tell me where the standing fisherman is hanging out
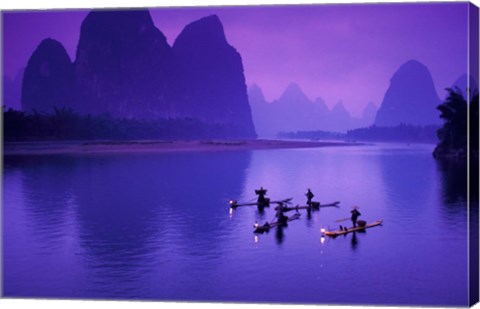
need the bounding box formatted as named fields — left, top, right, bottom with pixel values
left=255, top=187, right=268, bottom=206
left=351, top=206, right=361, bottom=227
left=305, top=188, right=314, bottom=206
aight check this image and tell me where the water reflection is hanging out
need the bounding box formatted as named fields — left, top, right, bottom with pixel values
left=256, top=206, right=267, bottom=216
left=3, top=144, right=471, bottom=305
left=3, top=151, right=251, bottom=298
left=435, top=158, right=468, bottom=204
left=350, top=232, right=358, bottom=250
left=275, top=226, right=285, bottom=244
left=4, top=156, right=80, bottom=249
left=378, top=148, right=437, bottom=212
left=434, top=157, right=472, bottom=231
left=77, top=151, right=250, bottom=265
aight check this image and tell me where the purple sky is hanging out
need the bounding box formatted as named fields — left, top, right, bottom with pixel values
left=2, top=2, right=469, bottom=116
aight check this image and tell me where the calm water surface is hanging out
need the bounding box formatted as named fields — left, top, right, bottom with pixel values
left=2, top=143, right=471, bottom=306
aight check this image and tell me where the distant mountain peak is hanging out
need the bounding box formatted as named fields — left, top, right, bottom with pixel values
left=394, top=59, right=427, bottom=74
left=173, top=14, right=227, bottom=49
left=172, top=14, right=256, bottom=138
left=375, top=59, right=441, bottom=126
left=31, top=38, right=72, bottom=67
left=312, top=96, right=329, bottom=116
left=38, top=37, right=67, bottom=50
left=364, top=101, right=377, bottom=110
left=81, top=9, right=155, bottom=28
left=279, top=83, right=310, bottom=103
left=333, top=100, right=346, bottom=110
left=285, top=82, right=302, bottom=92
left=391, top=59, right=431, bottom=84
left=362, top=101, right=378, bottom=120
left=399, top=59, right=425, bottom=68
left=78, top=9, right=163, bottom=46
left=22, top=37, right=74, bottom=112
left=330, top=100, right=350, bottom=119
left=249, top=83, right=262, bottom=92
left=314, top=96, right=329, bottom=109
left=248, top=84, right=266, bottom=102
left=21, top=10, right=256, bottom=139
left=74, top=8, right=173, bottom=118
left=197, top=14, right=223, bottom=29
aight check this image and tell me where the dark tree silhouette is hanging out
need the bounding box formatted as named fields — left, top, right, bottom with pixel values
left=3, top=106, right=234, bottom=141
left=3, top=107, right=28, bottom=140
left=433, top=87, right=478, bottom=159
left=346, top=124, right=438, bottom=143
left=277, top=124, right=439, bottom=143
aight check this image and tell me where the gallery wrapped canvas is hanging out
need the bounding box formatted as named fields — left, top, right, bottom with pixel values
left=1, top=0, right=479, bottom=307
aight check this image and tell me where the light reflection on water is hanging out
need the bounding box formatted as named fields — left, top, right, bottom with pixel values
left=2, top=143, right=471, bottom=305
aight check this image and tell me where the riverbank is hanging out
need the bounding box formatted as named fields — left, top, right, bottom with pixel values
left=3, top=139, right=360, bottom=155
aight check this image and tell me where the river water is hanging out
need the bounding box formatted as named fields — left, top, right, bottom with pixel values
left=2, top=143, right=473, bottom=306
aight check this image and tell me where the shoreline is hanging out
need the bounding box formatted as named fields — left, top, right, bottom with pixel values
left=3, top=139, right=361, bottom=156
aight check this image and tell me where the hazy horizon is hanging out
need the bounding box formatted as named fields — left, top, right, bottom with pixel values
left=2, top=2, right=470, bottom=116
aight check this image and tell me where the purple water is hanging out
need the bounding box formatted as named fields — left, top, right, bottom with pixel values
left=2, top=143, right=471, bottom=305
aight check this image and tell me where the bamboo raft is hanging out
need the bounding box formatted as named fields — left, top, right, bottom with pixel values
left=276, top=201, right=340, bottom=212
left=322, top=220, right=383, bottom=237
left=253, top=213, right=301, bottom=233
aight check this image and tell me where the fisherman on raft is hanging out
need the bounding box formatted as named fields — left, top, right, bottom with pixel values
left=305, top=188, right=314, bottom=206
left=351, top=206, right=361, bottom=227
left=255, top=186, right=268, bottom=206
